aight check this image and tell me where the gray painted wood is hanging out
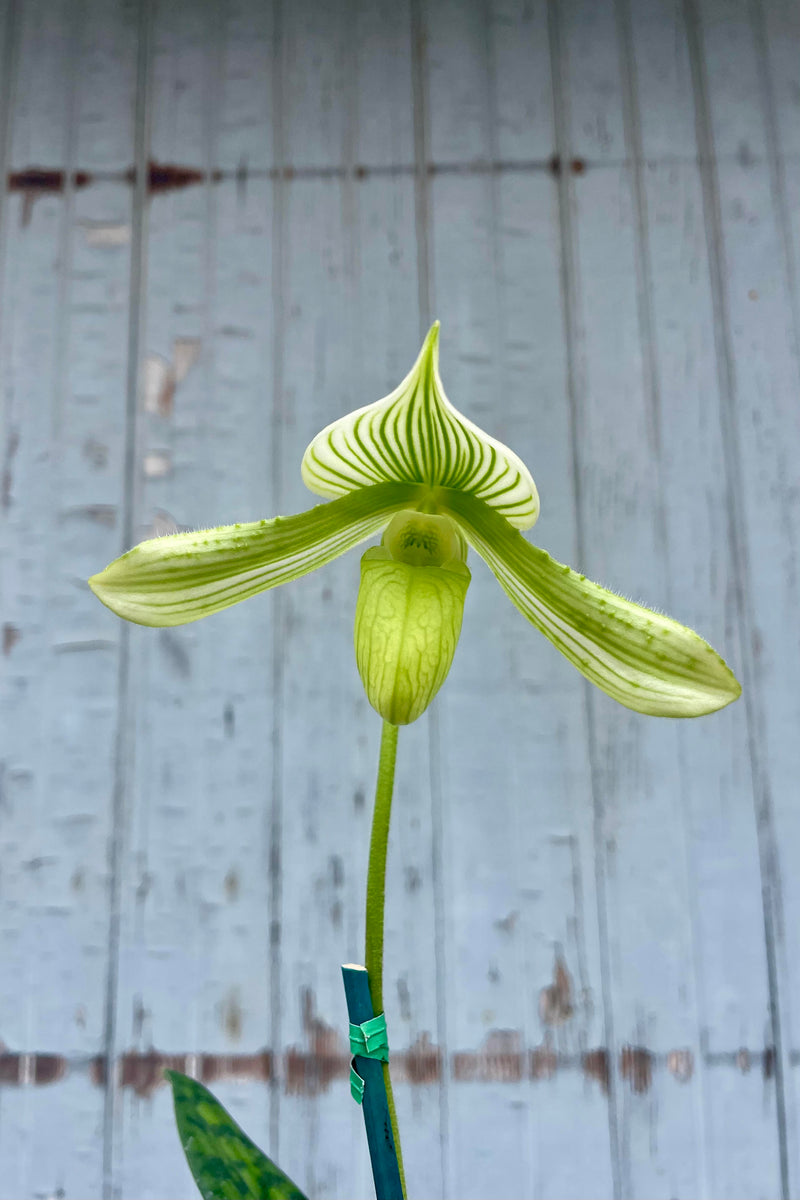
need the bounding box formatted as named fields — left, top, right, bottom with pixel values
left=0, top=1, right=138, bottom=1197
left=1, top=1, right=798, bottom=1197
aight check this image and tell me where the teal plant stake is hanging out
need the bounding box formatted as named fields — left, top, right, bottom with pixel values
left=342, top=964, right=403, bottom=1200
left=90, top=323, right=741, bottom=1198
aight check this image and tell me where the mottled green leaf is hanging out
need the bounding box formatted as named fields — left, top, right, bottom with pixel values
left=168, top=1070, right=308, bottom=1200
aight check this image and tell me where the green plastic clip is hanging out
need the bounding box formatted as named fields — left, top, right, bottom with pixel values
left=348, top=1012, right=389, bottom=1105
left=349, top=1012, right=389, bottom=1062
left=350, top=1062, right=366, bottom=1105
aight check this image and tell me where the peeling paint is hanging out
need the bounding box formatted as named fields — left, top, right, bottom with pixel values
left=82, top=221, right=131, bottom=248
left=667, top=1048, right=694, bottom=1082
left=143, top=451, right=172, bottom=478
left=142, top=356, right=174, bottom=417
left=142, top=339, right=201, bottom=418
left=172, top=337, right=202, bottom=383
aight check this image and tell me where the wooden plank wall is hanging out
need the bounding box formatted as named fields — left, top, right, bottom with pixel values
left=1, top=1, right=798, bottom=1197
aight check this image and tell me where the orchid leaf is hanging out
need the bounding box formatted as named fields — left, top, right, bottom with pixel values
left=302, top=322, right=540, bottom=530
left=89, top=481, right=422, bottom=627
left=443, top=489, right=741, bottom=717
left=167, top=1070, right=308, bottom=1200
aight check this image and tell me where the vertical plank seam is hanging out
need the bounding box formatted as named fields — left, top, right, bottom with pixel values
left=341, top=7, right=368, bottom=1187
left=268, top=0, right=286, bottom=1165
left=545, top=1, right=623, bottom=1195
left=0, top=0, right=18, bottom=377
left=199, top=0, right=224, bottom=1074
left=613, top=1, right=712, bottom=1195
left=0, top=0, right=16, bottom=1159
left=410, top=0, right=432, bottom=331
left=682, top=1, right=792, bottom=1195
left=342, top=0, right=362, bottom=370
left=748, top=0, right=800, bottom=381
left=481, top=0, right=505, bottom=361
left=102, top=0, right=154, bottom=1195
left=410, top=4, right=449, bottom=1198
left=480, top=2, right=535, bottom=1194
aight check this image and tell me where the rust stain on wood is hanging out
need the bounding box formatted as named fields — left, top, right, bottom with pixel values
left=285, top=988, right=346, bottom=1095
left=763, top=1046, right=775, bottom=1080
left=7, top=168, right=91, bottom=225
left=395, top=1032, right=440, bottom=1085
left=453, top=1030, right=524, bottom=1083
left=200, top=1051, right=273, bottom=1085
left=34, top=1054, right=66, bottom=1085
left=0, top=1043, right=770, bottom=1095
left=121, top=1050, right=191, bottom=1097
left=125, top=161, right=222, bottom=193
left=538, top=955, right=574, bottom=1025
left=3, top=624, right=20, bottom=655
left=2, top=429, right=19, bottom=509
left=0, top=1054, right=24, bottom=1083
left=620, top=1045, right=653, bottom=1094
left=582, top=1048, right=610, bottom=1093
left=530, top=1043, right=558, bottom=1080
left=0, top=1053, right=66, bottom=1085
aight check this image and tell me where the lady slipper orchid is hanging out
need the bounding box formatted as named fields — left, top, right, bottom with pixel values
left=90, top=322, right=741, bottom=721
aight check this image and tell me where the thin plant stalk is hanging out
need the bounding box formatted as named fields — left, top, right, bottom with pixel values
left=365, top=719, right=406, bottom=1197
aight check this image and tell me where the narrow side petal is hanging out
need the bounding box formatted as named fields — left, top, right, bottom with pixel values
left=89, top=482, right=424, bottom=627
left=443, top=490, right=742, bottom=717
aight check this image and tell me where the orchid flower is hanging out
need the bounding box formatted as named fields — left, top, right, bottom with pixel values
left=90, top=323, right=741, bottom=723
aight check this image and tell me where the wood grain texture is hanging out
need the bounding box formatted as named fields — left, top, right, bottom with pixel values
left=1, top=1, right=798, bottom=1197
left=0, top=0, right=138, bottom=1196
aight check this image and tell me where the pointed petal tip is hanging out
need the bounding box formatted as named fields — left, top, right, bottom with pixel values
left=422, top=320, right=440, bottom=355
left=443, top=491, right=744, bottom=718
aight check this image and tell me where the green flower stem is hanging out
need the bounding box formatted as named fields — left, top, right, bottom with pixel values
left=365, top=719, right=406, bottom=1199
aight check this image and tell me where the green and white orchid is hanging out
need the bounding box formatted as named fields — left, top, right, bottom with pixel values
left=90, top=322, right=741, bottom=723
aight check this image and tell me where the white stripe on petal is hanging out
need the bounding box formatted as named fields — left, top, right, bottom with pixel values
left=443, top=490, right=742, bottom=717
left=301, top=323, right=540, bottom=530
left=89, top=482, right=424, bottom=627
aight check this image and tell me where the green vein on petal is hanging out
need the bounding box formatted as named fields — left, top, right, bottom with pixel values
left=89, top=482, right=424, bottom=628
left=301, top=322, right=540, bottom=530
left=442, top=490, right=742, bottom=717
